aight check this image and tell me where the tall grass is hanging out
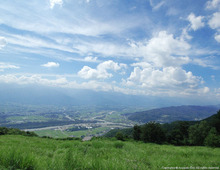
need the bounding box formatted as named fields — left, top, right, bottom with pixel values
left=0, top=135, right=219, bottom=169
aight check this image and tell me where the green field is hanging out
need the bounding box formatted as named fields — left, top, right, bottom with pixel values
left=35, top=127, right=111, bottom=138
left=0, top=135, right=219, bottom=170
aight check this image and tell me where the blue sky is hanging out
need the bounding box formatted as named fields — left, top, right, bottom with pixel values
left=0, top=0, right=220, bottom=103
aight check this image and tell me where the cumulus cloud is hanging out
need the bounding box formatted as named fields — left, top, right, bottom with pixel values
left=132, top=31, right=191, bottom=67
left=0, top=72, right=211, bottom=97
left=73, top=31, right=191, bottom=68
left=215, top=34, right=220, bottom=42
left=84, top=56, right=98, bottom=62
left=78, top=60, right=126, bottom=79
left=0, top=37, right=7, bottom=49
left=0, top=62, right=20, bottom=72
left=206, top=0, right=220, bottom=9
left=50, top=0, right=63, bottom=9
left=208, top=12, right=220, bottom=29
left=41, top=62, right=60, bottom=68
left=187, top=13, right=205, bottom=31
left=127, top=65, right=201, bottom=89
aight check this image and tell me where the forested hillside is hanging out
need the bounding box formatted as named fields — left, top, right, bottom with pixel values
left=125, top=105, right=219, bottom=123
left=106, top=110, right=220, bottom=147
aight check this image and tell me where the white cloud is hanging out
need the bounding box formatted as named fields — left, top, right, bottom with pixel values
left=149, top=0, right=165, bottom=11
left=193, top=58, right=219, bottom=70
left=0, top=74, right=67, bottom=86
left=153, top=1, right=165, bottom=11
left=0, top=74, right=114, bottom=92
left=50, top=0, right=63, bottom=9
left=135, top=31, right=191, bottom=67
left=74, top=31, right=191, bottom=68
left=123, top=64, right=208, bottom=96
left=127, top=65, right=201, bottom=89
left=202, top=87, right=210, bottom=94
left=84, top=56, right=98, bottom=62
left=73, top=41, right=131, bottom=57
left=206, top=0, right=220, bottom=9
left=0, top=37, right=7, bottom=49
left=187, top=13, right=205, bottom=31
left=0, top=62, right=20, bottom=72
left=0, top=1, right=145, bottom=38
left=180, top=27, right=192, bottom=40
left=78, top=60, right=126, bottom=79
left=6, top=34, right=76, bottom=54
left=41, top=62, right=60, bottom=68
left=214, top=34, right=220, bottom=43
left=0, top=72, right=212, bottom=98
left=131, top=62, right=152, bottom=68
left=208, top=12, right=220, bottom=29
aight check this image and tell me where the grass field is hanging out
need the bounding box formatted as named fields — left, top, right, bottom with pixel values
left=0, top=135, right=219, bottom=170
left=35, top=127, right=110, bottom=138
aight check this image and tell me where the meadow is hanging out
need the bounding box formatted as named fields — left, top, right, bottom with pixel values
left=0, top=135, right=219, bottom=170
left=35, top=126, right=110, bottom=138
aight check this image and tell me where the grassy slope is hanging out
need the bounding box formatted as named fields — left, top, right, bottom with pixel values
left=35, top=127, right=110, bottom=138
left=0, top=135, right=220, bottom=170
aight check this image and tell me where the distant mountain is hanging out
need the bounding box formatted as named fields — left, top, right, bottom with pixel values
left=0, top=83, right=202, bottom=108
left=125, top=105, right=220, bottom=123
left=0, top=83, right=219, bottom=108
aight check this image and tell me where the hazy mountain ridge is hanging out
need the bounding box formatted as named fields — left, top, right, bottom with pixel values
left=125, top=105, right=220, bottom=123
left=0, top=83, right=216, bottom=107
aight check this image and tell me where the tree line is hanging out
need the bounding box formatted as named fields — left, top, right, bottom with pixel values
left=116, top=110, right=220, bottom=147
left=0, top=127, right=38, bottom=137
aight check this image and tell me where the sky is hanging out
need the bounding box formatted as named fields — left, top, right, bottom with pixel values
left=0, top=0, right=220, bottom=103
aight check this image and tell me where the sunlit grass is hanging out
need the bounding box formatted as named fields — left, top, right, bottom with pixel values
left=0, top=135, right=219, bottom=170
left=35, top=126, right=110, bottom=138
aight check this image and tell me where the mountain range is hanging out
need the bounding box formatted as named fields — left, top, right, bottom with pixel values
left=125, top=105, right=220, bottom=123
left=0, top=83, right=217, bottom=108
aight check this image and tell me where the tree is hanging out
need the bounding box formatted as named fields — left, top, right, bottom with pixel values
left=169, top=129, right=184, bottom=145
left=209, top=110, right=220, bottom=134
left=168, top=121, right=190, bottom=145
left=115, top=132, right=124, bottom=141
left=0, top=127, right=8, bottom=135
left=133, top=125, right=141, bottom=141
left=188, top=121, right=211, bottom=146
left=204, top=128, right=220, bottom=147
left=141, top=122, right=166, bottom=144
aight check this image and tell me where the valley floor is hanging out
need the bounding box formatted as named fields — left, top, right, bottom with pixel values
left=0, top=135, right=219, bottom=170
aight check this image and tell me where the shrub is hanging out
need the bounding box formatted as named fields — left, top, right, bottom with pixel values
left=115, top=132, right=124, bottom=141
left=114, top=142, right=124, bottom=149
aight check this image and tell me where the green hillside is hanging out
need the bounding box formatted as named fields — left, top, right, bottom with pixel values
left=126, top=105, right=219, bottom=123
left=0, top=135, right=220, bottom=170
left=105, top=110, right=220, bottom=147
